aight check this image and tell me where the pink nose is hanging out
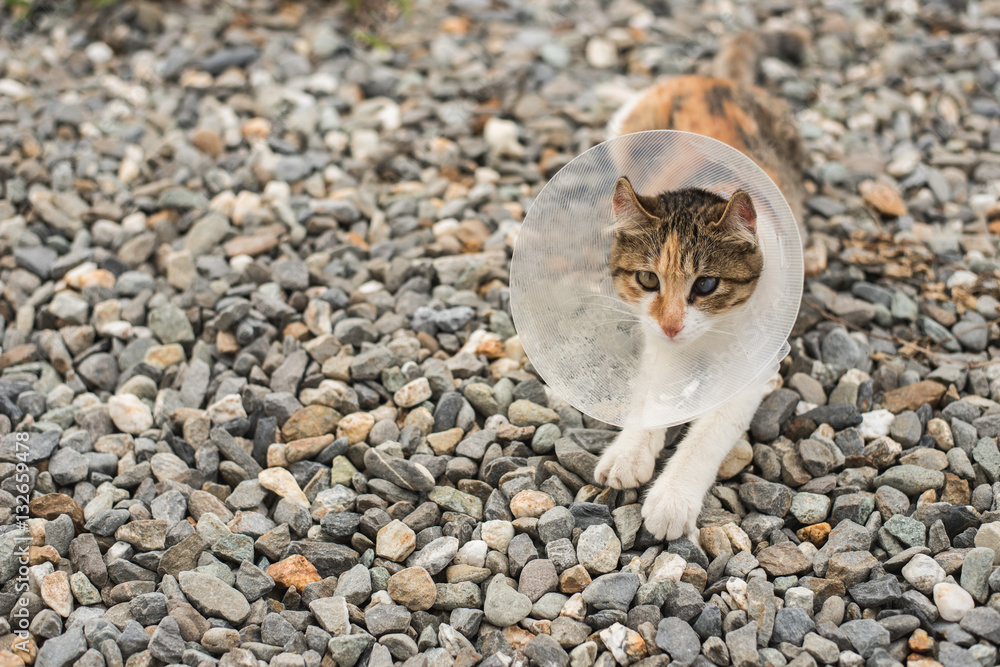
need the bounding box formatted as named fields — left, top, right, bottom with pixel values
left=661, top=323, right=683, bottom=339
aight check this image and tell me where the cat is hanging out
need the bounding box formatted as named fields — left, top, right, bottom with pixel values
left=594, top=30, right=808, bottom=542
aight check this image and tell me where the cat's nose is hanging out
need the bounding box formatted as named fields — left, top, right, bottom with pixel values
left=661, top=323, right=683, bottom=338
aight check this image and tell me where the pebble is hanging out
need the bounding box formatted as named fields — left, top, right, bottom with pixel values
left=510, top=490, right=556, bottom=519
left=387, top=567, right=437, bottom=611
left=107, top=394, right=153, bottom=434
left=10, top=3, right=1000, bottom=665
left=484, top=574, right=533, bottom=627
left=934, top=582, right=976, bottom=622
left=576, top=524, right=622, bottom=574
left=267, top=555, right=321, bottom=590
left=901, top=554, right=946, bottom=594
left=40, top=571, right=73, bottom=618
left=481, top=520, right=515, bottom=552
left=376, top=520, right=417, bottom=562
left=177, top=571, right=250, bottom=625
left=656, top=617, right=701, bottom=665
left=258, top=468, right=310, bottom=508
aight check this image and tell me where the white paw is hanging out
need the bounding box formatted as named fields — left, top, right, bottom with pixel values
left=594, top=433, right=657, bottom=489
left=641, top=480, right=704, bottom=542
left=595, top=447, right=656, bottom=489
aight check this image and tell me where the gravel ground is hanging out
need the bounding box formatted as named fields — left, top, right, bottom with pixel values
left=1, top=1, right=1000, bottom=666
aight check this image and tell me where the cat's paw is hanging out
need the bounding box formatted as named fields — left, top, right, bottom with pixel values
left=641, top=479, right=703, bottom=542
left=595, top=438, right=657, bottom=489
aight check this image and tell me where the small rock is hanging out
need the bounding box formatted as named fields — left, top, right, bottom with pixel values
left=484, top=574, right=532, bottom=627
left=934, top=581, right=975, bottom=622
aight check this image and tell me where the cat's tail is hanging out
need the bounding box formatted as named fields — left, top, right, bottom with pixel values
left=711, top=29, right=808, bottom=90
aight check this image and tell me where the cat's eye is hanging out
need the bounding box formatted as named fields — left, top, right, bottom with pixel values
left=692, top=276, right=719, bottom=297
left=635, top=271, right=659, bottom=291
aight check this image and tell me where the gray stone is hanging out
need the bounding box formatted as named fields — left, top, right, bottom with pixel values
left=751, top=389, right=799, bottom=441
left=663, top=581, right=705, bottom=622
left=35, top=626, right=87, bottom=667
left=872, top=465, right=944, bottom=496
left=48, top=447, right=89, bottom=485
left=822, top=328, right=860, bottom=370
left=582, top=572, right=640, bottom=612
left=840, top=619, right=889, bottom=659
left=177, top=570, right=250, bottom=624
left=958, top=606, right=1000, bottom=643
left=148, top=304, right=195, bottom=344
left=954, top=313, right=989, bottom=351
left=309, top=596, right=350, bottom=636
left=406, top=536, right=458, bottom=575
left=483, top=574, right=532, bottom=627
left=335, top=564, right=372, bottom=606
left=235, top=561, right=275, bottom=602
left=148, top=617, right=184, bottom=663
left=327, top=634, right=373, bottom=667
left=655, top=617, right=701, bottom=666
left=365, top=604, right=411, bottom=636
left=524, top=633, right=569, bottom=667
left=739, top=480, right=793, bottom=516
left=890, top=411, right=922, bottom=447
left=848, top=575, right=901, bottom=607
left=130, top=592, right=168, bottom=625
left=725, top=621, right=759, bottom=667
left=261, top=612, right=298, bottom=646
left=772, top=607, right=814, bottom=645
left=883, top=514, right=925, bottom=548
left=364, top=448, right=435, bottom=493
left=959, top=547, right=994, bottom=603
left=518, top=559, right=558, bottom=603
left=538, top=506, right=575, bottom=543
left=77, top=353, right=119, bottom=391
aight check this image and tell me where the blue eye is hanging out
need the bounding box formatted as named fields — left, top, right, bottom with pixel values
left=692, top=277, right=719, bottom=296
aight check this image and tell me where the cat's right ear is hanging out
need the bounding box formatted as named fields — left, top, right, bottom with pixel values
left=612, top=177, right=653, bottom=233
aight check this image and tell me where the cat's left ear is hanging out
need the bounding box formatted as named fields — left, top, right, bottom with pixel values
left=612, top=177, right=653, bottom=233
left=717, top=190, right=757, bottom=240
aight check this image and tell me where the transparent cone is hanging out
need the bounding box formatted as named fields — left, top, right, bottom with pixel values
left=510, top=130, right=803, bottom=429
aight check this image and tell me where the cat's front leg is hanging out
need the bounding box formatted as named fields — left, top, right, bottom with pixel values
left=642, top=378, right=769, bottom=541
left=594, top=425, right=666, bottom=489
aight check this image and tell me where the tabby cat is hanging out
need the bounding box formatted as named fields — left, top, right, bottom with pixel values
left=594, top=31, right=807, bottom=541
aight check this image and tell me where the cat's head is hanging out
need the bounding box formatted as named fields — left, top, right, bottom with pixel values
left=609, top=177, right=763, bottom=345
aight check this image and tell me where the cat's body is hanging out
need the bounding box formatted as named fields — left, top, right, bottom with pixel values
left=607, top=75, right=806, bottom=223
left=595, top=32, right=806, bottom=541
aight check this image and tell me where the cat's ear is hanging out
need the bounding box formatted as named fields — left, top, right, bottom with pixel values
left=717, top=190, right=757, bottom=240
left=612, top=177, right=653, bottom=233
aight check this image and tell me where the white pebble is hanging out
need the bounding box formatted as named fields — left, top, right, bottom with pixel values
left=85, top=41, right=114, bottom=64
left=648, top=552, right=685, bottom=584
left=454, top=540, right=488, bottom=569
left=0, top=78, right=31, bottom=101
left=108, top=394, right=153, bottom=435
left=585, top=36, right=618, bottom=68
left=483, top=117, right=523, bottom=157
left=946, top=270, right=978, bottom=289
left=480, top=520, right=515, bottom=553
left=901, top=554, right=945, bottom=594
left=933, top=582, right=974, bottom=622
left=858, top=409, right=894, bottom=440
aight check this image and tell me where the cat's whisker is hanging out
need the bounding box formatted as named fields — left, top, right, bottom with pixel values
left=589, top=318, right=641, bottom=328
left=589, top=323, right=643, bottom=337
left=705, top=328, right=738, bottom=337
left=573, top=302, right=640, bottom=318
left=569, top=294, right=634, bottom=309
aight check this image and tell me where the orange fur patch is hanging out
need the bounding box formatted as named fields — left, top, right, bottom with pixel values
left=649, top=233, right=686, bottom=332
left=617, top=76, right=786, bottom=192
